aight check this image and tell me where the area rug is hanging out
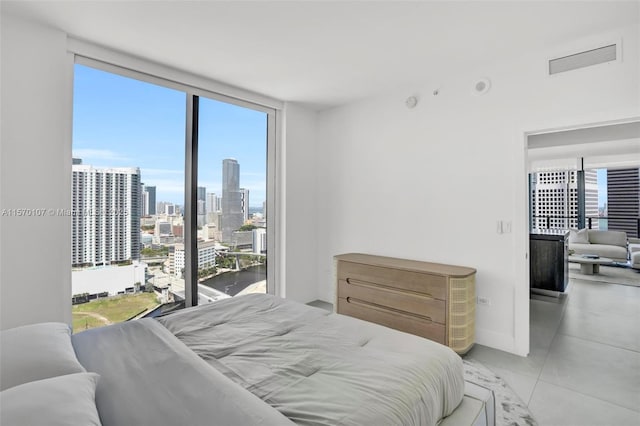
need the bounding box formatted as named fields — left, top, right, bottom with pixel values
left=568, top=262, right=640, bottom=287
left=463, top=359, right=538, bottom=426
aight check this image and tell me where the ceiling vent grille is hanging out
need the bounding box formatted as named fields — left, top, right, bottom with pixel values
left=549, top=44, right=617, bottom=75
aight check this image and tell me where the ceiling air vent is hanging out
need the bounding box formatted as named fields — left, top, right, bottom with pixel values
left=549, top=44, right=617, bottom=75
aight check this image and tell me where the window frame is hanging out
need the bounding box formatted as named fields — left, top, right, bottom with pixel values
left=71, top=51, right=280, bottom=306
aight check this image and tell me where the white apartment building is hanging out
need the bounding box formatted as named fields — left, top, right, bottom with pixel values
left=530, top=170, right=598, bottom=230
left=241, top=188, right=250, bottom=223
left=206, top=192, right=221, bottom=213
left=72, top=164, right=141, bottom=266
left=253, top=228, right=266, bottom=254
left=172, top=240, right=219, bottom=277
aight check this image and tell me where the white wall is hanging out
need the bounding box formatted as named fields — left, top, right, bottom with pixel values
left=281, top=103, right=319, bottom=303
left=1, top=14, right=74, bottom=329
left=312, top=25, right=640, bottom=355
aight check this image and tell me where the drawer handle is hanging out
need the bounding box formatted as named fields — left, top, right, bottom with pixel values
left=345, top=278, right=434, bottom=299
left=345, top=297, right=434, bottom=323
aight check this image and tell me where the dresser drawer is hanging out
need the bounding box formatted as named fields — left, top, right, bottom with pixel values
left=337, top=261, right=447, bottom=300
left=337, top=297, right=446, bottom=344
left=337, top=279, right=446, bottom=324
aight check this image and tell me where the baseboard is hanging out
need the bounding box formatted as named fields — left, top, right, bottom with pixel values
left=475, top=328, right=525, bottom=356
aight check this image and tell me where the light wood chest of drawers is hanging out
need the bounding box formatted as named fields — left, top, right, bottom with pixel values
left=335, top=253, right=476, bottom=354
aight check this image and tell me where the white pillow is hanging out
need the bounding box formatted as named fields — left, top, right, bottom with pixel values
left=568, top=228, right=590, bottom=244
left=0, top=372, right=102, bottom=426
left=0, top=322, right=86, bottom=391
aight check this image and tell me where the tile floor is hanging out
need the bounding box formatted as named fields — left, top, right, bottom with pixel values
left=465, top=275, right=640, bottom=426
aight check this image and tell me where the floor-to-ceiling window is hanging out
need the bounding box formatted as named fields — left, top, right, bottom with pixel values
left=195, top=97, right=268, bottom=301
left=71, top=60, right=275, bottom=332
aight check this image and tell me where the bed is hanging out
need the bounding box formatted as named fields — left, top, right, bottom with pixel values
left=0, top=293, right=494, bottom=426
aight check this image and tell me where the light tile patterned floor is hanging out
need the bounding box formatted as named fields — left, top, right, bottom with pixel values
left=465, top=274, right=640, bottom=426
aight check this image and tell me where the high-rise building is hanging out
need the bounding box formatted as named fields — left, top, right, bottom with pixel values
left=72, top=164, right=141, bottom=266
left=141, top=188, right=149, bottom=216
left=145, top=186, right=156, bottom=215
left=197, top=186, right=206, bottom=227
left=252, top=228, right=266, bottom=254
left=607, top=168, right=640, bottom=238
left=584, top=170, right=599, bottom=228
left=172, top=241, right=218, bottom=277
left=221, top=159, right=243, bottom=241
left=197, top=187, right=206, bottom=204
left=241, top=188, right=250, bottom=223
left=206, top=192, right=220, bottom=213
left=530, top=170, right=598, bottom=231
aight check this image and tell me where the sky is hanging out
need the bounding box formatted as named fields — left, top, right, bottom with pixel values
left=597, top=168, right=607, bottom=208
left=72, top=64, right=267, bottom=207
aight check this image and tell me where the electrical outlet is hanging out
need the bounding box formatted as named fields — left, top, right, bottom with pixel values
left=477, top=296, right=491, bottom=306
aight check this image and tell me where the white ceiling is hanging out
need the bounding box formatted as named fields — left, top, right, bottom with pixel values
left=2, top=1, right=638, bottom=109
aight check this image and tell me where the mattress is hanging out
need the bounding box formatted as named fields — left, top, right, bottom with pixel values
left=157, top=293, right=465, bottom=426
left=440, top=381, right=496, bottom=426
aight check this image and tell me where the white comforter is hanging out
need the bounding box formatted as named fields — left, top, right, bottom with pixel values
left=158, top=293, right=464, bottom=426
left=72, top=318, right=296, bottom=426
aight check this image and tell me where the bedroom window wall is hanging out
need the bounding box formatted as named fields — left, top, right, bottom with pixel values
left=71, top=59, right=275, bottom=332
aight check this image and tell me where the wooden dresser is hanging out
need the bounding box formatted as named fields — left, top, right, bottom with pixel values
left=335, top=253, right=476, bottom=354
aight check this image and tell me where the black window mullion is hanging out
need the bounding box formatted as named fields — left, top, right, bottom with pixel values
left=184, top=94, right=199, bottom=307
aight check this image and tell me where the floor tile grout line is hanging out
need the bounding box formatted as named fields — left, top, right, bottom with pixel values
left=554, top=329, right=640, bottom=354
left=535, top=377, right=640, bottom=414
left=527, top=289, right=570, bottom=407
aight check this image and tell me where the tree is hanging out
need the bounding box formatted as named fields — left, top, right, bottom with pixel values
left=238, top=224, right=257, bottom=231
left=141, top=246, right=169, bottom=257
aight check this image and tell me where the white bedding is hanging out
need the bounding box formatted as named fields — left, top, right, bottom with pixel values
left=157, top=293, right=464, bottom=426
left=72, top=318, right=296, bottom=426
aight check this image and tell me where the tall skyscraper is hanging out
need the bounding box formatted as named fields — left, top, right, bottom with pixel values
left=206, top=192, right=220, bottom=213
left=141, top=185, right=149, bottom=216
left=165, top=204, right=176, bottom=216
left=607, top=168, right=640, bottom=238
left=241, top=188, right=250, bottom=223
left=197, top=186, right=206, bottom=227
left=530, top=170, right=598, bottom=230
left=197, top=186, right=206, bottom=204
left=222, top=158, right=243, bottom=242
left=252, top=228, right=266, bottom=254
left=145, top=186, right=156, bottom=215
left=72, top=164, right=141, bottom=266
left=584, top=171, right=599, bottom=228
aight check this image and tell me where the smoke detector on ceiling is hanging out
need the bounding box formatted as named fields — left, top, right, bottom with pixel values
left=405, top=96, right=418, bottom=109
left=472, top=78, right=491, bottom=96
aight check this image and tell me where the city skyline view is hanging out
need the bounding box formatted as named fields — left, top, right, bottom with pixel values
left=72, top=64, right=267, bottom=208
left=70, top=62, right=269, bottom=328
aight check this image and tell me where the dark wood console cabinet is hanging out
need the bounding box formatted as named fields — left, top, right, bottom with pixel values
left=529, top=230, right=569, bottom=293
